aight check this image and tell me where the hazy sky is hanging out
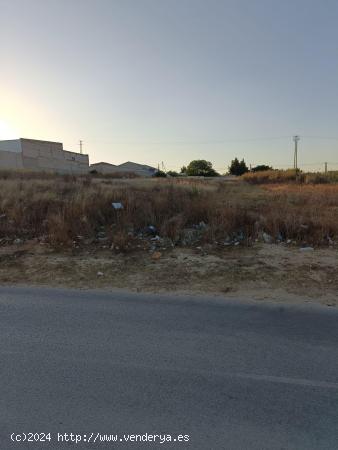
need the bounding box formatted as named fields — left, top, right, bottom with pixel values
left=1, top=0, right=338, bottom=171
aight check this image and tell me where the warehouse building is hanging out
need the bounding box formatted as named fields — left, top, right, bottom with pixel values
left=89, top=162, right=117, bottom=174
left=90, top=161, right=156, bottom=177
left=0, top=138, right=89, bottom=174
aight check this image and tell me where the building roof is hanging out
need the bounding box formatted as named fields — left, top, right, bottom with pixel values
left=0, top=138, right=63, bottom=146
left=20, top=137, right=63, bottom=145
left=0, top=138, right=89, bottom=154
left=90, top=162, right=117, bottom=167
left=118, top=161, right=156, bottom=171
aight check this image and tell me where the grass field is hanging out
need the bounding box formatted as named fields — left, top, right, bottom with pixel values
left=0, top=172, right=337, bottom=247
left=243, top=169, right=338, bottom=184
left=0, top=171, right=337, bottom=303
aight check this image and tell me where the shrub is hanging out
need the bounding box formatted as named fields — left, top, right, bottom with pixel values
left=243, top=169, right=300, bottom=184
left=251, top=165, right=272, bottom=172
left=153, top=170, right=167, bottom=178
left=166, top=170, right=180, bottom=177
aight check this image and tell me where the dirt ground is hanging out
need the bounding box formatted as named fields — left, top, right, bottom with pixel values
left=0, top=241, right=337, bottom=306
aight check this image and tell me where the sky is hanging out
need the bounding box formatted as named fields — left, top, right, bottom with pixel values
left=1, top=0, right=338, bottom=172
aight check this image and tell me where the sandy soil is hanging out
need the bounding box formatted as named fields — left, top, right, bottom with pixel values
left=0, top=241, right=337, bottom=306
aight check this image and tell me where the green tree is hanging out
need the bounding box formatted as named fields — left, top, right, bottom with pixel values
left=251, top=164, right=272, bottom=172
left=153, top=170, right=167, bottom=177
left=228, top=158, right=249, bottom=176
left=166, top=170, right=179, bottom=177
left=186, top=160, right=219, bottom=177
left=180, top=165, right=187, bottom=174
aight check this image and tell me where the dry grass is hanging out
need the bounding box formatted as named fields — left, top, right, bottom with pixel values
left=243, top=169, right=338, bottom=185
left=243, top=169, right=299, bottom=184
left=0, top=172, right=338, bottom=246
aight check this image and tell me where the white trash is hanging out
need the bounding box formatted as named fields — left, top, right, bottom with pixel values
left=112, top=202, right=124, bottom=210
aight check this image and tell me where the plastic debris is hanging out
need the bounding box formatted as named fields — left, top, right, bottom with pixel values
left=143, top=225, right=157, bottom=236
left=262, top=232, right=273, bottom=244
left=112, top=202, right=124, bottom=210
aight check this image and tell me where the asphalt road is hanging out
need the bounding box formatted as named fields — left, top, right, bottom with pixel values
left=1, top=287, right=338, bottom=450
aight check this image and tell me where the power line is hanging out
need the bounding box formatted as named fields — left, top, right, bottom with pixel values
left=85, top=133, right=338, bottom=171
left=85, top=134, right=338, bottom=146
left=85, top=136, right=291, bottom=146
left=301, top=135, right=338, bottom=140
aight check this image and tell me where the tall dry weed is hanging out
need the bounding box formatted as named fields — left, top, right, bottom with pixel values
left=0, top=174, right=337, bottom=245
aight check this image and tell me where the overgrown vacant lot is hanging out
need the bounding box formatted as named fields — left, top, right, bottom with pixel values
left=0, top=172, right=337, bottom=304
left=0, top=173, right=338, bottom=246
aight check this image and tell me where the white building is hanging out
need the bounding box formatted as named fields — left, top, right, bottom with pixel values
left=0, top=138, right=89, bottom=174
left=89, top=162, right=117, bottom=174
left=90, top=160, right=157, bottom=177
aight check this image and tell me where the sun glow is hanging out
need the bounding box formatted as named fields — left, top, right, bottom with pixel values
left=0, top=119, right=19, bottom=140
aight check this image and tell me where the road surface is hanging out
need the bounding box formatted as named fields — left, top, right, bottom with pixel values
left=1, top=286, right=337, bottom=449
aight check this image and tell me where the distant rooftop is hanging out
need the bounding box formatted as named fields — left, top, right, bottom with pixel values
left=90, top=162, right=117, bottom=167
left=0, top=137, right=63, bottom=145
left=0, top=138, right=88, bottom=156
left=118, top=161, right=156, bottom=170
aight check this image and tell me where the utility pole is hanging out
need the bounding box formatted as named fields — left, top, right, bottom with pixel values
left=293, top=135, right=300, bottom=172
left=325, top=162, right=328, bottom=174
left=79, top=140, right=83, bottom=154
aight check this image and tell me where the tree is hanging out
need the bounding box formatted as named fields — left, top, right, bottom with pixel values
left=153, top=170, right=167, bottom=177
left=251, top=164, right=272, bottom=172
left=180, top=165, right=187, bottom=174
left=166, top=170, right=179, bottom=177
left=228, top=158, right=249, bottom=176
left=185, top=160, right=219, bottom=177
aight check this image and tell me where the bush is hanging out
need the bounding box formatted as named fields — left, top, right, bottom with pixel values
left=304, top=172, right=338, bottom=184
left=243, top=169, right=301, bottom=184
left=166, top=171, right=180, bottom=177
left=153, top=170, right=167, bottom=178
left=251, top=165, right=272, bottom=172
